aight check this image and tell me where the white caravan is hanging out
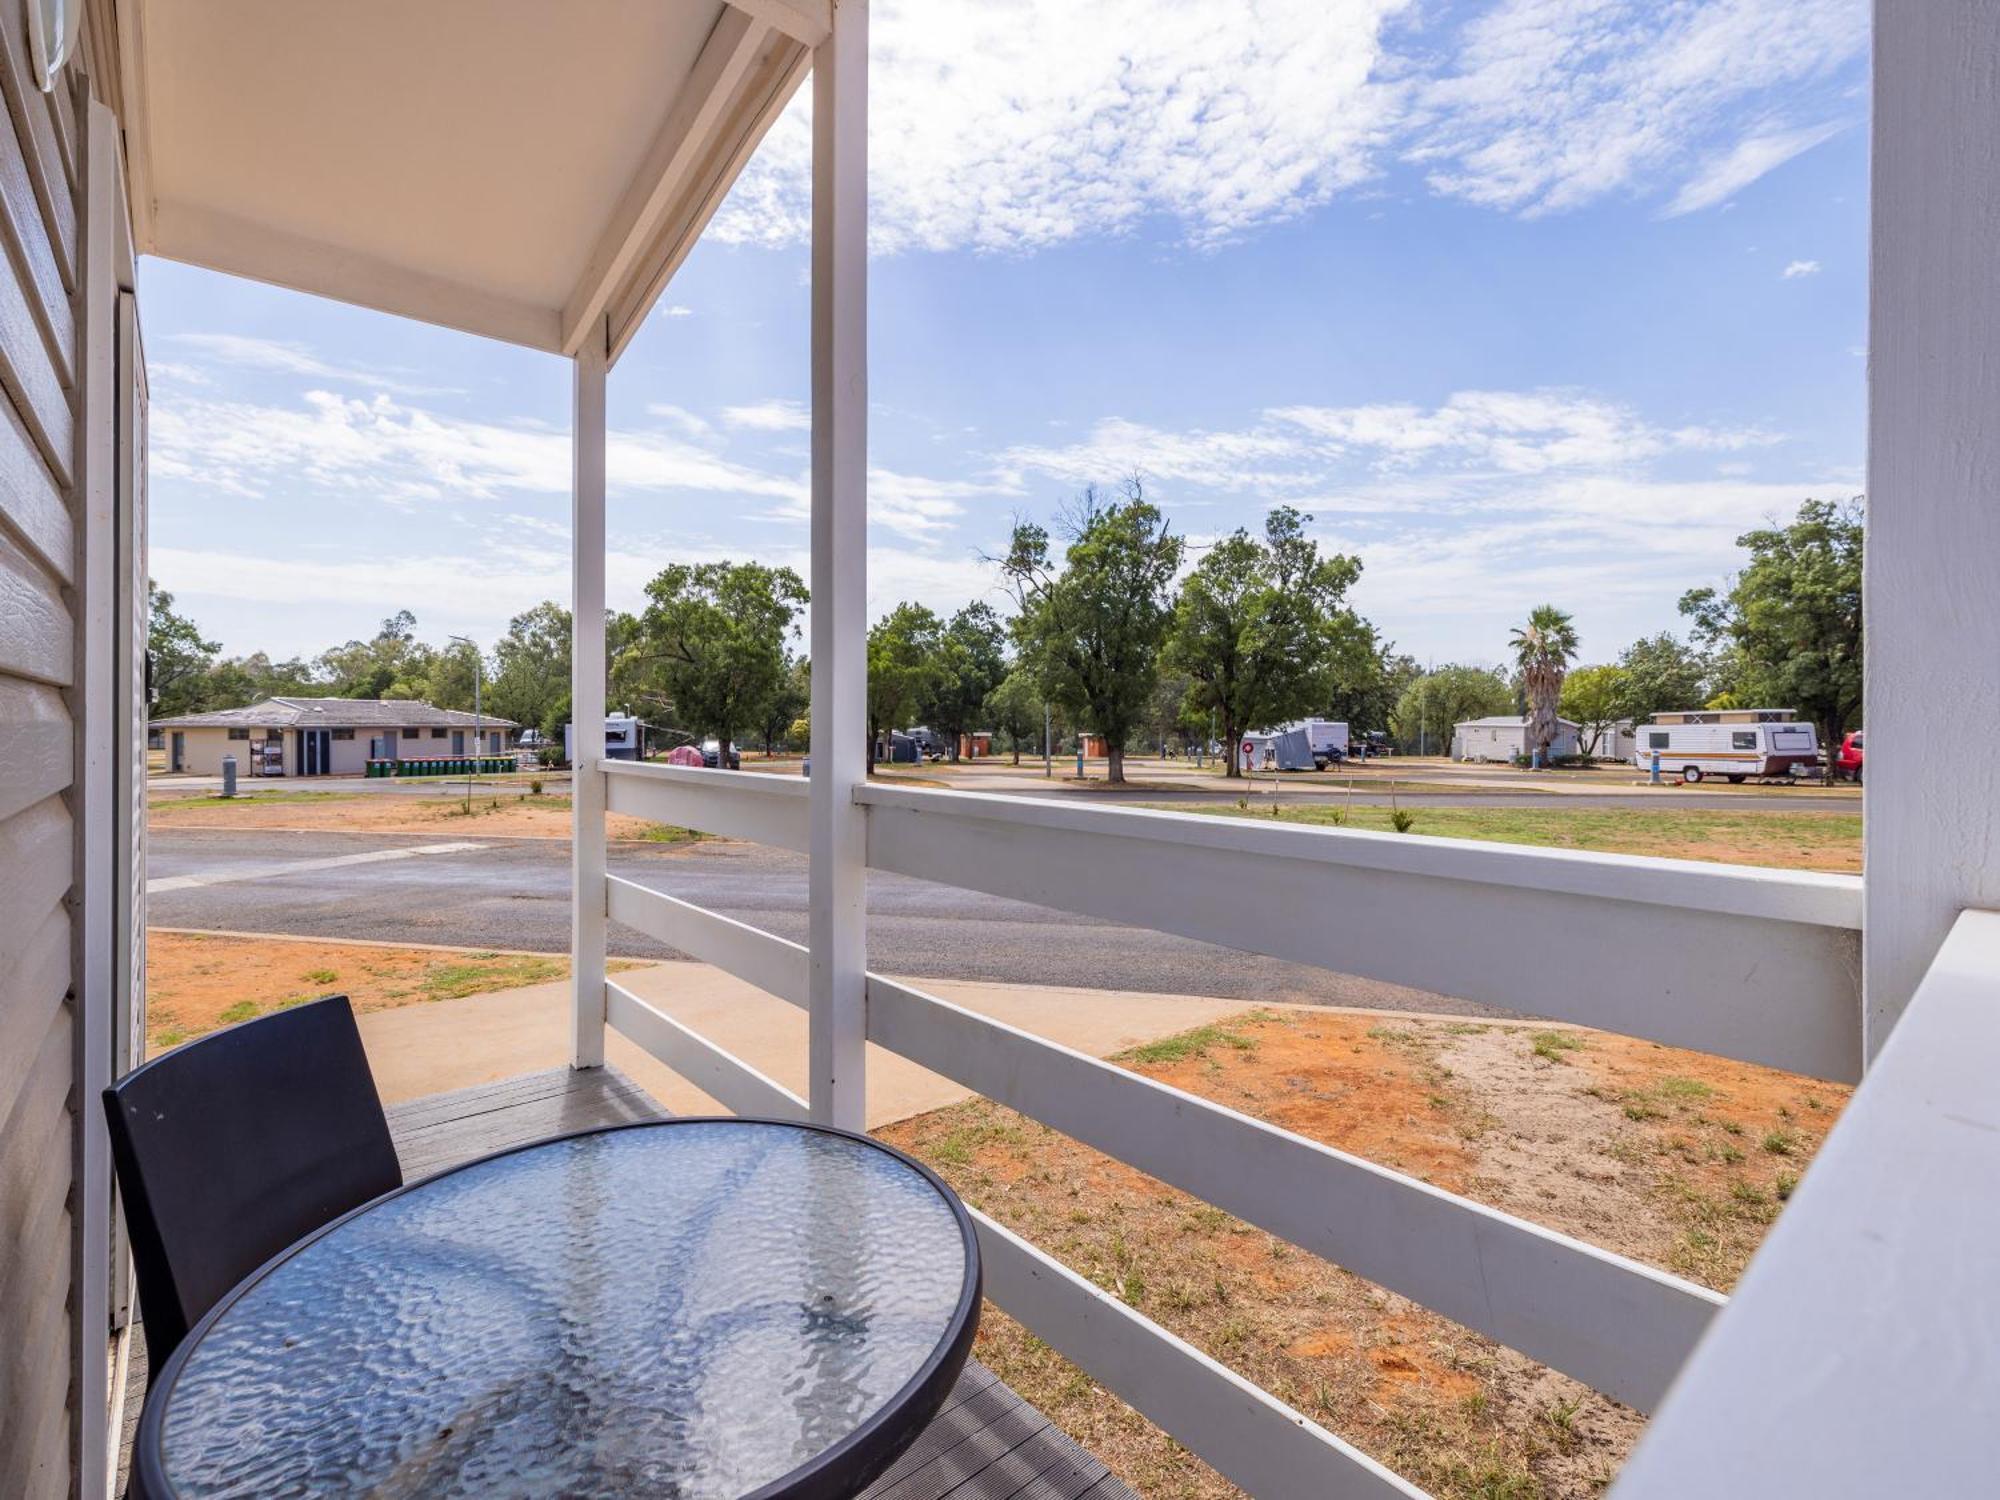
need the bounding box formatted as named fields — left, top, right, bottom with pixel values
left=1292, top=719, right=1350, bottom=767
left=1633, top=709, right=1821, bottom=784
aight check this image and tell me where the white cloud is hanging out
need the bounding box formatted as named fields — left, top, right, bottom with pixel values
left=1782, top=258, right=1822, bottom=278
left=713, top=0, right=1411, bottom=254
left=1664, top=121, right=1847, bottom=216
left=659, top=304, right=694, bottom=318
left=150, top=390, right=805, bottom=507
left=720, top=398, right=811, bottom=432
left=999, top=389, right=1775, bottom=497
left=170, top=333, right=462, bottom=397
left=1392, top=0, right=1862, bottom=218
left=709, top=0, right=1867, bottom=254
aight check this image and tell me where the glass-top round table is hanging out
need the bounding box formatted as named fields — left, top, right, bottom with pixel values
left=134, top=1119, right=981, bottom=1499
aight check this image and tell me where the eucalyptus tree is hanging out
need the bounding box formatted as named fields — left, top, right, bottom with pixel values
left=999, top=482, right=1183, bottom=784
left=1165, top=506, right=1364, bottom=777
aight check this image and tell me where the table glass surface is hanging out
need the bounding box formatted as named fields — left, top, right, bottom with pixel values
left=155, top=1122, right=971, bottom=1498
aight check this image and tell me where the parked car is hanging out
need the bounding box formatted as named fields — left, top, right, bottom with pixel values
left=701, top=738, right=741, bottom=770
left=1834, top=730, right=1864, bottom=783
left=518, top=729, right=546, bottom=749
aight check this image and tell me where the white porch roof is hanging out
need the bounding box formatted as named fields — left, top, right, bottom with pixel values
left=103, top=0, right=827, bottom=358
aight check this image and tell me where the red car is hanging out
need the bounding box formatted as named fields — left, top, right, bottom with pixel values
left=1834, top=730, right=1864, bottom=783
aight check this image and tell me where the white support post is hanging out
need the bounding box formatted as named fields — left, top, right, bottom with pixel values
left=1864, top=0, right=2000, bottom=1057
left=807, top=0, right=868, bottom=1130
left=570, top=320, right=609, bottom=1069
left=73, top=96, right=126, bottom=1500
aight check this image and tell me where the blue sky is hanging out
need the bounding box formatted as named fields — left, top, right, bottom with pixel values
left=144, top=0, right=1868, bottom=672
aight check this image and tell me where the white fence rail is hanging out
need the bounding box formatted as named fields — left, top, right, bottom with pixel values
left=973, top=1212, right=1425, bottom=1500
left=1611, top=908, right=2000, bottom=1497
left=868, top=973, right=1719, bottom=1412
left=600, top=869, right=1718, bottom=1411
left=857, top=783, right=1864, bottom=1082
left=602, top=759, right=809, bottom=852
left=604, top=977, right=807, bottom=1119
left=591, top=764, right=1878, bottom=1490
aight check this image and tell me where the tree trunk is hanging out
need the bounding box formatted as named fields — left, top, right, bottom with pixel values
left=1011, top=740, right=1021, bottom=766
left=1220, top=713, right=1239, bottom=778
left=1108, top=743, right=1125, bottom=784
left=865, top=719, right=877, bottom=777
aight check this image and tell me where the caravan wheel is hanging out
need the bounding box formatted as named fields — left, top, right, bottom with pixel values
left=1682, top=766, right=1704, bottom=784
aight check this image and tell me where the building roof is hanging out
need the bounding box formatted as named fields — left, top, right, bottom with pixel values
left=1455, top=716, right=1582, bottom=731
left=151, top=697, right=518, bottom=731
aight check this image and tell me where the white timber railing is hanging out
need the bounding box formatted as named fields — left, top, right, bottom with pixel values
left=586, top=759, right=1869, bottom=1498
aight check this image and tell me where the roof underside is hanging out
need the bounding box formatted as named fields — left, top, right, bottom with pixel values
left=111, top=0, right=823, bottom=359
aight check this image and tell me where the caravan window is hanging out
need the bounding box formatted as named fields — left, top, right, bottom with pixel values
left=1648, top=731, right=1669, bottom=749
left=1732, top=731, right=1757, bottom=750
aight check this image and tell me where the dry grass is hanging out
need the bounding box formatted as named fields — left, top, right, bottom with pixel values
left=879, top=1008, right=1849, bottom=1498
left=146, top=789, right=697, bottom=842
left=144, top=931, right=642, bottom=1055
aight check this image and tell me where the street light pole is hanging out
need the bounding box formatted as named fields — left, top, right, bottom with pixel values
left=450, top=635, right=482, bottom=811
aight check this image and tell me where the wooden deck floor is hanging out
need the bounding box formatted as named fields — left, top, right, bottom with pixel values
left=122, top=1067, right=1135, bottom=1500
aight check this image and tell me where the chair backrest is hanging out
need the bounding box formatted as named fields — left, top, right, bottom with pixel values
left=103, top=995, right=402, bottom=1363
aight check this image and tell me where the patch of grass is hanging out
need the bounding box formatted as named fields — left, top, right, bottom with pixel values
left=1136, top=800, right=1863, bottom=873
left=301, top=967, right=339, bottom=985
left=1656, top=1075, right=1714, bottom=1100
left=215, top=1000, right=261, bottom=1025
left=637, top=823, right=705, bottom=844
left=1761, top=1129, right=1800, bottom=1156
left=1122, top=1023, right=1256, bottom=1066
left=419, top=954, right=566, bottom=1003
left=1530, top=1030, right=1585, bottom=1063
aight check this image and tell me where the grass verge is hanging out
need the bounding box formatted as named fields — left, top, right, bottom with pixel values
left=1138, top=802, right=1860, bottom=873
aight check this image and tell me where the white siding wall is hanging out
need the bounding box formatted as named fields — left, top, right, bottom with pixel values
left=0, top=2, right=88, bottom=1489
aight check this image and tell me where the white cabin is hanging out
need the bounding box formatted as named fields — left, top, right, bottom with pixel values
left=1453, top=715, right=1583, bottom=763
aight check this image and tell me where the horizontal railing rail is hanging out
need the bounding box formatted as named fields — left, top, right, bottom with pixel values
left=1610, top=908, right=2000, bottom=1497
left=856, top=782, right=1865, bottom=1082
left=600, top=875, right=1718, bottom=1411
left=972, top=1211, right=1424, bottom=1500
left=589, top=766, right=1882, bottom=1491
left=601, top=759, right=808, bottom=852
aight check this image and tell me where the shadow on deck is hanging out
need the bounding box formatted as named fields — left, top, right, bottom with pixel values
left=119, top=1067, right=1135, bottom=1500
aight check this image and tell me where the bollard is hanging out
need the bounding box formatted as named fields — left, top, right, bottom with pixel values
left=1650, top=750, right=1662, bottom=785
left=221, top=754, right=237, bottom=798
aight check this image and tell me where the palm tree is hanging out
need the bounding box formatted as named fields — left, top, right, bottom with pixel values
left=1509, top=605, right=1579, bottom=766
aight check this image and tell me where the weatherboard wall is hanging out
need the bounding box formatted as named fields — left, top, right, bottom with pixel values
left=0, top=0, right=87, bottom=1490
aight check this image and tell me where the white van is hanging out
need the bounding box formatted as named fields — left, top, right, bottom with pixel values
left=1633, top=710, right=1820, bottom=784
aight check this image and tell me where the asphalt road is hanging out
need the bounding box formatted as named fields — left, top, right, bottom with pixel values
left=147, top=828, right=1497, bottom=1017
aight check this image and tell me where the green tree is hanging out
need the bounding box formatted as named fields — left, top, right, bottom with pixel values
left=1164, top=507, right=1365, bottom=778
left=147, top=583, right=220, bottom=717
left=199, top=651, right=318, bottom=709
left=316, top=610, right=424, bottom=700
left=1679, top=497, right=1864, bottom=753
left=1559, top=664, right=1628, bottom=757
left=983, top=668, right=1045, bottom=766
left=1509, top=605, right=1580, bottom=764
left=1389, top=664, right=1513, bottom=754
left=488, top=602, right=571, bottom=738
left=622, top=561, right=808, bottom=763
left=1000, top=484, right=1184, bottom=784
left=924, top=603, right=1007, bottom=761
left=757, top=654, right=810, bottom=755
left=1328, top=644, right=1418, bottom=738
left=1614, top=632, right=1710, bottom=726
left=867, top=603, right=944, bottom=771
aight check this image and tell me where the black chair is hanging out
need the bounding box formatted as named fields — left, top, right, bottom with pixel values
left=103, top=995, right=403, bottom=1364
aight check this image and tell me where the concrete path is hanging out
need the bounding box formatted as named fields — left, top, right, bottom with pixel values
left=357, top=960, right=1260, bottom=1129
